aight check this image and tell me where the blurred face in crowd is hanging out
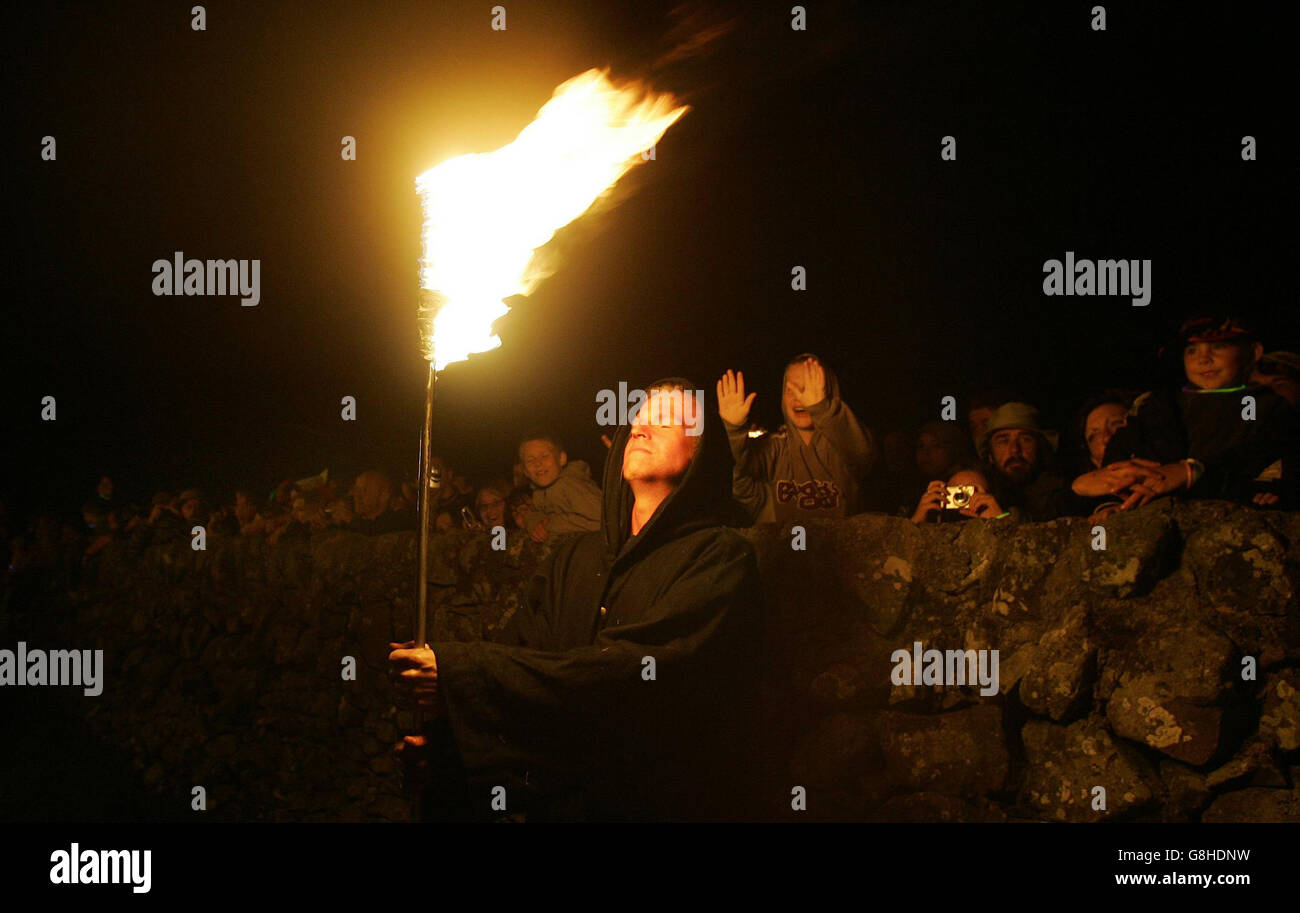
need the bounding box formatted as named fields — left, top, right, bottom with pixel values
left=180, top=497, right=201, bottom=521
left=989, top=429, right=1040, bottom=485
left=781, top=361, right=816, bottom=431
left=883, top=431, right=911, bottom=474
left=429, top=457, right=453, bottom=503
left=97, top=476, right=114, bottom=499
left=511, top=500, right=533, bottom=530
left=1084, top=403, right=1128, bottom=468
left=623, top=388, right=699, bottom=487
left=234, top=491, right=257, bottom=524
left=1183, top=340, right=1261, bottom=390
left=293, top=497, right=326, bottom=528
left=351, top=472, right=392, bottom=520
left=968, top=407, right=995, bottom=449
left=476, top=487, right=507, bottom=529
left=915, top=432, right=953, bottom=479
left=520, top=440, right=565, bottom=489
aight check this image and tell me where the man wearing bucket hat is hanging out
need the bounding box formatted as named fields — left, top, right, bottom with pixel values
left=977, top=402, right=1077, bottom=521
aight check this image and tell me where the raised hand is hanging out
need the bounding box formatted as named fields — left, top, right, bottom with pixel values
left=716, top=369, right=757, bottom=427
left=795, top=358, right=826, bottom=408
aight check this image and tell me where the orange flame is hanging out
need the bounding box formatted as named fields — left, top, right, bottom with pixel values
left=416, top=68, right=688, bottom=370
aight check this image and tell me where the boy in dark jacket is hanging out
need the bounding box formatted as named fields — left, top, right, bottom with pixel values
left=518, top=434, right=602, bottom=539
left=1073, top=316, right=1299, bottom=509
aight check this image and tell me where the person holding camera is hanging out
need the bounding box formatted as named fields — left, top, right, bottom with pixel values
left=910, top=467, right=1008, bottom=523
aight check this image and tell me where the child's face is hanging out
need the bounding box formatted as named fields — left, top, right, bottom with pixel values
left=1183, top=341, right=1252, bottom=390
left=781, top=363, right=816, bottom=430
left=520, top=440, right=565, bottom=488
left=476, top=489, right=507, bottom=528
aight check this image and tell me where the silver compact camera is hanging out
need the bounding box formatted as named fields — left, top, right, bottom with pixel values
left=943, top=485, right=975, bottom=510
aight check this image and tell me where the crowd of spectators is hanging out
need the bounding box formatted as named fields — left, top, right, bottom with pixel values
left=1, top=429, right=607, bottom=600
left=3, top=314, right=1297, bottom=608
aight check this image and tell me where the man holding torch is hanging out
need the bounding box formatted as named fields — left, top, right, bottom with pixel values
left=389, top=380, right=763, bottom=821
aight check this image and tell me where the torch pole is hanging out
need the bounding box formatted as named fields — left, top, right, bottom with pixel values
left=410, top=359, right=437, bottom=740
left=416, top=360, right=437, bottom=649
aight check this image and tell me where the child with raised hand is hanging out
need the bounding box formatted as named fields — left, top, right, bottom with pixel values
left=717, top=354, right=876, bottom=524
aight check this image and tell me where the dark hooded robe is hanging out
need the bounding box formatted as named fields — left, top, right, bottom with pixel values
left=426, top=379, right=763, bottom=821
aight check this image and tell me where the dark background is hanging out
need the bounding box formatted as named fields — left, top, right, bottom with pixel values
left=4, top=0, right=1293, bottom=519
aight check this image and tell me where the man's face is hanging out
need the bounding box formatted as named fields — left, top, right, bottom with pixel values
left=1183, top=340, right=1257, bottom=390
left=476, top=488, right=507, bottom=528
left=989, top=429, right=1040, bottom=485
left=781, top=363, right=815, bottom=430
left=180, top=498, right=200, bottom=520
left=623, top=390, right=699, bottom=486
left=97, top=476, right=114, bottom=499
left=520, top=440, right=565, bottom=488
left=1084, top=403, right=1128, bottom=468
left=968, top=407, right=995, bottom=449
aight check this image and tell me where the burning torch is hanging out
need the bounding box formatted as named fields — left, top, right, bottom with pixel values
left=411, top=69, right=687, bottom=656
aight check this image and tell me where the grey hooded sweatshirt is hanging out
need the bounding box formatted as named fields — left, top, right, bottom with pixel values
left=723, top=356, right=877, bottom=524
left=530, top=459, right=602, bottom=534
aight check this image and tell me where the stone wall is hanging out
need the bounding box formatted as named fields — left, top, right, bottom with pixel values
left=56, top=502, right=1300, bottom=821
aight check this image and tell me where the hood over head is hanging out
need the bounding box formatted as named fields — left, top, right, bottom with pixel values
left=601, top=377, right=743, bottom=562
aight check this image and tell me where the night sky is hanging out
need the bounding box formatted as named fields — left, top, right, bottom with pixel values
left=5, top=0, right=1293, bottom=519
